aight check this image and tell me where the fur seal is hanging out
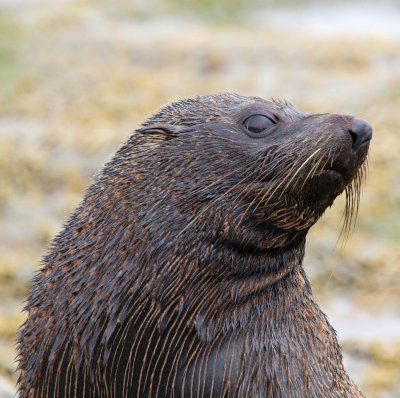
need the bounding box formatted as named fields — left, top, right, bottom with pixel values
left=17, top=93, right=372, bottom=397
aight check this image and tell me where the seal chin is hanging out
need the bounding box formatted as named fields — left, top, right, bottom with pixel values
left=304, top=169, right=345, bottom=207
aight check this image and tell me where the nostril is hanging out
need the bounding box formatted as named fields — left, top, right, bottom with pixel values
left=349, top=117, right=372, bottom=151
left=348, top=129, right=359, bottom=149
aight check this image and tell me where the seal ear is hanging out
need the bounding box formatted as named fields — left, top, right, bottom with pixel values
left=137, top=124, right=179, bottom=140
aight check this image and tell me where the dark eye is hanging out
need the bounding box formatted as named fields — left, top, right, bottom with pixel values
left=243, top=114, right=276, bottom=136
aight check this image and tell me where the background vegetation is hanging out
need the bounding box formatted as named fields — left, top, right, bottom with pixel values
left=0, top=0, right=399, bottom=396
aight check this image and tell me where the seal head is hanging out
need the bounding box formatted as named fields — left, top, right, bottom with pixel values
left=17, top=94, right=371, bottom=397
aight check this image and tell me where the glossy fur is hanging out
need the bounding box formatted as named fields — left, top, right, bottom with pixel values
left=17, top=94, right=370, bottom=397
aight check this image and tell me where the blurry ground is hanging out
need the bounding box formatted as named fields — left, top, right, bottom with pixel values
left=0, top=0, right=399, bottom=396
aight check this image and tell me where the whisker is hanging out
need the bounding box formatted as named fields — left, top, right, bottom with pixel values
left=338, top=160, right=367, bottom=246
left=300, top=156, right=325, bottom=190
left=229, top=143, right=294, bottom=215
left=229, top=150, right=275, bottom=210
left=254, top=161, right=295, bottom=209
left=278, top=148, right=322, bottom=199
left=176, top=155, right=266, bottom=237
left=227, top=145, right=296, bottom=231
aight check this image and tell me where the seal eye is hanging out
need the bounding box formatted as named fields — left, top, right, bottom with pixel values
left=243, top=114, right=276, bottom=136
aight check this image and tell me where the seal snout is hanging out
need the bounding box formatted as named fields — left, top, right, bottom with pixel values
left=349, top=117, right=372, bottom=151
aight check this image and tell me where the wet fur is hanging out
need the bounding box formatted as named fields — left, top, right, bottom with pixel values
left=17, top=94, right=369, bottom=397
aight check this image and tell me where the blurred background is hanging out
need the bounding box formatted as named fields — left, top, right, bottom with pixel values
left=0, top=0, right=399, bottom=396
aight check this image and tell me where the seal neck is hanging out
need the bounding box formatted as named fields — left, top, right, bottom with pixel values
left=211, top=236, right=306, bottom=295
left=170, top=238, right=311, bottom=339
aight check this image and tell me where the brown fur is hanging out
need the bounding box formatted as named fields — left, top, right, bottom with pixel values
left=17, top=94, right=371, bottom=397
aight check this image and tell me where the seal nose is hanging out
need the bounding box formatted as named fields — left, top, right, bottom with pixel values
left=349, top=118, right=372, bottom=151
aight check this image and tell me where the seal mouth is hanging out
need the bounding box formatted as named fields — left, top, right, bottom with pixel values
left=314, top=169, right=343, bottom=181
left=313, top=163, right=354, bottom=187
